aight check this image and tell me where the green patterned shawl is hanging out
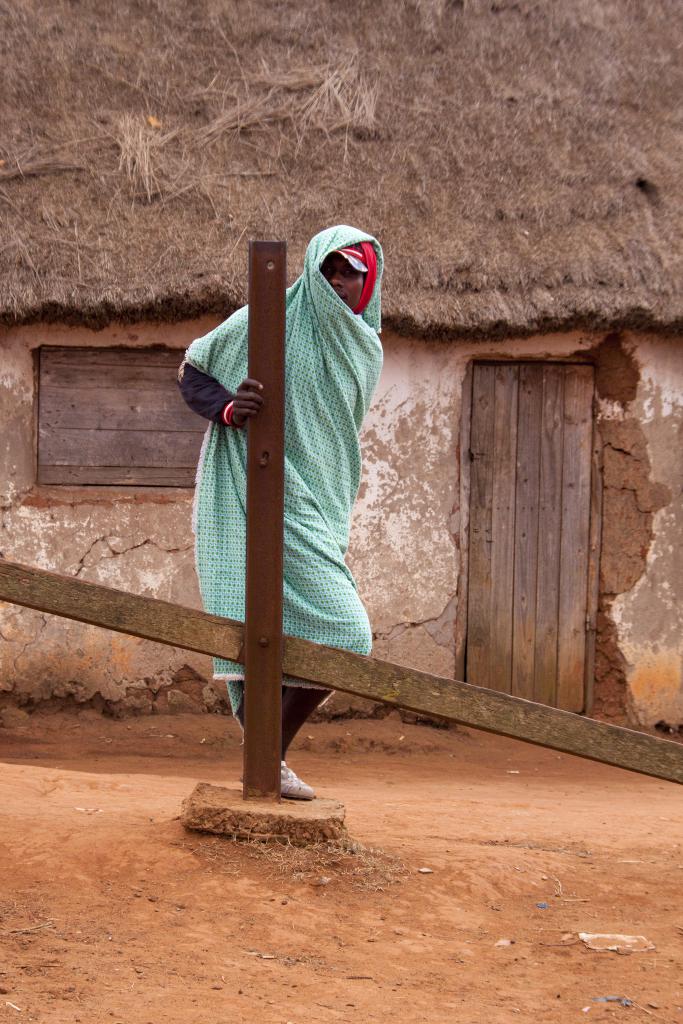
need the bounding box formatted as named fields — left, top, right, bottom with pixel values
left=185, top=225, right=383, bottom=712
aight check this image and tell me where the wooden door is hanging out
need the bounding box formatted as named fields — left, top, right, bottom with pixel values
left=465, top=362, right=595, bottom=712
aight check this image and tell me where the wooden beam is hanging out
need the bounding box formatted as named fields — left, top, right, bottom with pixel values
left=283, top=636, right=682, bottom=785
left=0, top=558, right=681, bottom=785
left=0, top=558, right=244, bottom=663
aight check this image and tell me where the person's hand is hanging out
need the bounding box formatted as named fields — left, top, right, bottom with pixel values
left=232, top=378, right=264, bottom=428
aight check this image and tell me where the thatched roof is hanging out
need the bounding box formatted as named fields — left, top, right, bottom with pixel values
left=1, top=0, right=682, bottom=336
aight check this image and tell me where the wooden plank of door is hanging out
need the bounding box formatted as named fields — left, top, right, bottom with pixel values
left=37, top=465, right=197, bottom=487
left=40, top=386, right=206, bottom=432
left=41, top=361, right=179, bottom=390
left=454, top=364, right=474, bottom=680
left=557, top=365, right=594, bottom=712
left=533, top=365, right=565, bottom=706
left=466, top=364, right=495, bottom=688
left=511, top=364, right=543, bottom=699
left=1, top=557, right=682, bottom=784
left=39, top=428, right=204, bottom=469
left=41, top=347, right=183, bottom=369
left=488, top=363, right=518, bottom=694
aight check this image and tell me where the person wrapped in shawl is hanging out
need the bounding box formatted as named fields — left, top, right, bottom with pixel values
left=178, top=225, right=383, bottom=799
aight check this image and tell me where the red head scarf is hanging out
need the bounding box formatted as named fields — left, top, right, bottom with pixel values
left=352, top=241, right=377, bottom=315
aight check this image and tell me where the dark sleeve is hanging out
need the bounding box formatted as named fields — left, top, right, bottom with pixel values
left=177, top=361, right=235, bottom=424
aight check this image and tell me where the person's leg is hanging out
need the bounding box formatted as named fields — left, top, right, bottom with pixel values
left=234, top=684, right=329, bottom=800
left=233, top=684, right=330, bottom=757
left=281, top=684, right=331, bottom=759
left=234, top=693, right=245, bottom=732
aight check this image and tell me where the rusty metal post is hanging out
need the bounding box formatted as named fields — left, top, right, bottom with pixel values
left=243, top=240, right=286, bottom=800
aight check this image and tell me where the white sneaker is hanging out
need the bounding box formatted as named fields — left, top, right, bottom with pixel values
left=280, top=760, right=315, bottom=801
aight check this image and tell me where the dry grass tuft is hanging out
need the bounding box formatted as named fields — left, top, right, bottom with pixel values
left=197, top=57, right=378, bottom=146
left=299, top=58, right=378, bottom=137
left=178, top=833, right=408, bottom=893
left=114, top=114, right=182, bottom=203
left=0, top=156, right=84, bottom=182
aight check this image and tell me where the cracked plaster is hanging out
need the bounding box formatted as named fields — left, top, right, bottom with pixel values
left=351, top=335, right=460, bottom=631
left=607, top=336, right=683, bottom=725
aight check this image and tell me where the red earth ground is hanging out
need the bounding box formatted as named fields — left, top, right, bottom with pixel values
left=0, top=710, right=681, bottom=1024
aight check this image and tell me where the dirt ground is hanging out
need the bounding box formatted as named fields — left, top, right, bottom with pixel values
left=0, top=711, right=681, bottom=1024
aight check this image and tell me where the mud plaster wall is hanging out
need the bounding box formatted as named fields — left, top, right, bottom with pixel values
left=593, top=334, right=682, bottom=726
left=0, top=322, right=680, bottom=724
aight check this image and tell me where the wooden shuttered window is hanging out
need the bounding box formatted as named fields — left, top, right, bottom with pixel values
left=38, top=347, right=207, bottom=487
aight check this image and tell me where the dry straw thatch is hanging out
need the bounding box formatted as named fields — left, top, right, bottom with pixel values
left=0, top=0, right=681, bottom=336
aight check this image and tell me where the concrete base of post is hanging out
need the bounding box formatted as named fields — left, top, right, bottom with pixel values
left=181, top=782, right=346, bottom=845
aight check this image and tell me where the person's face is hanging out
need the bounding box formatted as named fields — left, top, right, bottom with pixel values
left=321, top=253, right=365, bottom=310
